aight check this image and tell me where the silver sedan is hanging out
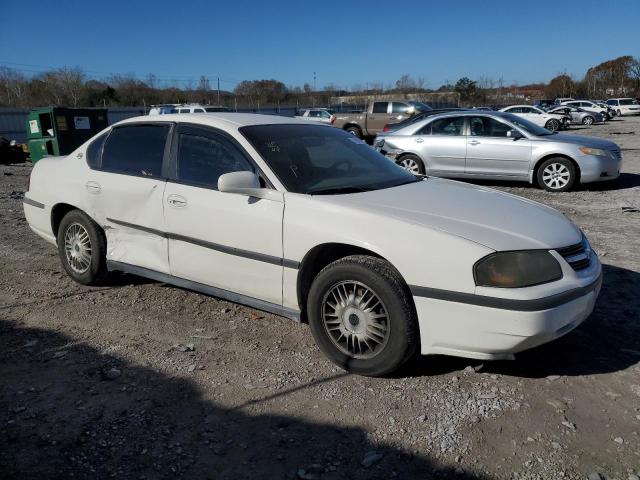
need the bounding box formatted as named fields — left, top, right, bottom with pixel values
left=373, top=111, right=622, bottom=192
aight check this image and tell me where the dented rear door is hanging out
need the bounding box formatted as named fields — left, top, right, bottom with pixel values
left=85, top=123, right=172, bottom=274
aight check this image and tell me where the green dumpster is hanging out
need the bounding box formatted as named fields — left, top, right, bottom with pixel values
left=26, top=107, right=108, bottom=163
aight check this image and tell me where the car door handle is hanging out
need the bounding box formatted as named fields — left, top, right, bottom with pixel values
left=167, top=194, right=187, bottom=208
left=468, top=140, right=481, bottom=145
left=415, top=138, right=424, bottom=143
left=86, top=181, right=101, bottom=194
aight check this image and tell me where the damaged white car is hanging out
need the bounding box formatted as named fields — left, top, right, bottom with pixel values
left=24, top=114, right=602, bottom=376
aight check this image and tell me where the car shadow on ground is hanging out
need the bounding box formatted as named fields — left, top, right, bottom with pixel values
left=460, top=172, right=640, bottom=192
left=0, top=319, right=487, bottom=480
left=406, top=264, right=639, bottom=380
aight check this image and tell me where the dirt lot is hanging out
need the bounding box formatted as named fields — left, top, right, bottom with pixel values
left=1, top=116, right=639, bottom=480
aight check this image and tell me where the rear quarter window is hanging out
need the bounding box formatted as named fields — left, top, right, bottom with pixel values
left=86, top=131, right=108, bottom=169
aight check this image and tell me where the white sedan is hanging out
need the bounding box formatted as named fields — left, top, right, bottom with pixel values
left=499, top=105, right=568, bottom=131
left=23, top=113, right=602, bottom=376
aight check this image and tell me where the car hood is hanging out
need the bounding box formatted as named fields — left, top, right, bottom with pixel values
left=537, top=133, right=618, bottom=149
left=319, top=178, right=581, bottom=251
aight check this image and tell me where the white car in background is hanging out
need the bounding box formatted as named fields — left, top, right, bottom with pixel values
left=23, top=113, right=602, bottom=376
left=560, top=101, right=609, bottom=120
left=606, top=98, right=640, bottom=116
left=499, top=105, right=568, bottom=131
left=295, top=108, right=336, bottom=124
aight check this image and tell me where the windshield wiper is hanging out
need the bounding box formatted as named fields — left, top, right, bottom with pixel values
left=308, top=185, right=370, bottom=195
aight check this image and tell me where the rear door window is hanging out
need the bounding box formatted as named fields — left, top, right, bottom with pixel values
left=101, top=124, right=170, bottom=177
left=372, top=102, right=388, bottom=114
left=174, top=126, right=253, bottom=189
left=391, top=102, right=411, bottom=114
left=418, top=117, right=465, bottom=136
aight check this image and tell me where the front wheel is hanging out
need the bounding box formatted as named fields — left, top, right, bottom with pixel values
left=57, top=209, right=108, bottom=285
left=582, top=115, right=594, bottom=125
left=307, top=255, right=418, bottom=376
left=536, top=158, right=577, bottom=192
left=545, top=119, right=561, bottom=132
left=397, top=154, right=425, bottom=175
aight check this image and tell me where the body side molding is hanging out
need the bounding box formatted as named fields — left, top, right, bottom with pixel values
left=106, top=217, right=300, bottom=269
left=410, top=273, right=601, bottom=312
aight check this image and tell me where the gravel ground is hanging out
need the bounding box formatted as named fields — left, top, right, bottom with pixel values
left=1, top=116, right=639, bottom=480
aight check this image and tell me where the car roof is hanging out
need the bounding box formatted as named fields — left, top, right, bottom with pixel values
left=116, top=113, right=316, bottom=129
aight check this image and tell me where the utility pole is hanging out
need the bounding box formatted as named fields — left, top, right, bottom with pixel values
left=313, top=72, right=316, bottom=91
left=217, top=77, right=220, bottom=105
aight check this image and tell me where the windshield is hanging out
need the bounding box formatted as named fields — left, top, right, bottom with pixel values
left=240, top=124, right=419, bottom=194
left=409, top=101, right=433, bottom=112
left=499, top=113, right=554, bottom=136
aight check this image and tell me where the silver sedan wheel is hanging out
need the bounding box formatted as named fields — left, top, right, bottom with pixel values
left=400, top=157, right=421, bottom=174
left=321, top=280, right=390, bottom=359
left=542, top=163, right=571, bottom=190
left=583, top=116, right=594, bottom=125
left=64, top=222, right=92, bottom=274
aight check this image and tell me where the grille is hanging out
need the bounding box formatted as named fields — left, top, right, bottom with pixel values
left=610, top=148, right=622, bottom=160
left=556, top=240, right=591, bottom=271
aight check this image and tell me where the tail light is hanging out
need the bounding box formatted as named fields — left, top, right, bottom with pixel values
left=382, top=125, right=389, bottom=132
left=330, top=115, right=336, bottom=125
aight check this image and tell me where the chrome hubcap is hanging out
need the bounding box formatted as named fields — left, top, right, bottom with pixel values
left=64, top=222, right=92, bottom=273
left=584, top=117, right=593, bottom=124
left=400, top=158, right=420, bottom=174
left=321, top=281, right=390, bottom=359
left=542, top=163, right=570, bottom=189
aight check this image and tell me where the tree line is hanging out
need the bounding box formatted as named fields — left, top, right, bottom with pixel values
left=1, top=55, right=638, bottom=110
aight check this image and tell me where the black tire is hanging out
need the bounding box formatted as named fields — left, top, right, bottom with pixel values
left=307, top=255, right=418, bottom=377
left=397, top=154, right=426, bottom=175
left=545, top=119, right=560, bottom=132
left=582, top=115, right=594, bottom=125
left=57, top=209, right=108, bottom=285
left=536, top=157, right=577, bottom=192
left=617, top=109, right=622, bottom=117
left=345, top=126, right=362, bottom=138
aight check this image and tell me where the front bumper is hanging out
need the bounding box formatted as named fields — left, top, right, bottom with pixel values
left=413, top=252, right=602, bottom=360
left=578, top=153, right=622, bottom=183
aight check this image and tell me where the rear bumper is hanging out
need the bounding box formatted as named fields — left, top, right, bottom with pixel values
left=23, top=195, right=56, bottom=245
left=413, top=258, right=602, bottom=360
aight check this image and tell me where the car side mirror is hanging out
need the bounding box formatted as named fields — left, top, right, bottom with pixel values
left=218, top=171, right=283, bottom=202
left=506, top=129, right=523, bottom=140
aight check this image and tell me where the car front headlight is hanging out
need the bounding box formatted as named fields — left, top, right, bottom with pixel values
left=579, top=146, right=609, bottom=157
left=474, top=251, right=563, bottom=288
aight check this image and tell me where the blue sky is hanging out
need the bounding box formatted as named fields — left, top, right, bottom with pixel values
left=1, top=0, right=639, bottom=90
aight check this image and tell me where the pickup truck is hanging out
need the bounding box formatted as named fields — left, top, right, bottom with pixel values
left=333, top=100, right=432, bottom=139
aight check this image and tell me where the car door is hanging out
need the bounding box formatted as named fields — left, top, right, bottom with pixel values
left=84, top=123, right=172, bottom=273
left=366, top=102, right=390, bottom=135
left=412, top=116, right=467, bottom=176
left=465, top=116, right=532, bottom=179
left=163, top=124, right=284, bottom=305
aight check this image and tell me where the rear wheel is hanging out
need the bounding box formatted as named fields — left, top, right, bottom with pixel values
left=582, top=115, right=594, bottom=125
left=345, top=126, right=362, bottom=138
left=307, top=255, right=418, bottom=376
left=57, top=210, right=107, bottom=285
left=545, top=119, right=561, bottom=132
left=536, top=157, right=577, bottom=192
left=397, top=154, right=425, bottom=175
